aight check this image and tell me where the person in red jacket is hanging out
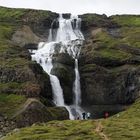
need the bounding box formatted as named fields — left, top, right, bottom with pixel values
left=104, top=112, right=109, bottom=119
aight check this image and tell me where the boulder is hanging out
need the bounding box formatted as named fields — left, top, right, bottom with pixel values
left=12, top=25, right=42, bottom=47
left=13, top=98, right=69, bottom=127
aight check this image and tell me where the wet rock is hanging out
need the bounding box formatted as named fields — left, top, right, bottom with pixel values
left=62, top=13, right=71, bottom=19
left=24, top=43, right=38, bottom=50
left=51, top=54, right=75, bottom=105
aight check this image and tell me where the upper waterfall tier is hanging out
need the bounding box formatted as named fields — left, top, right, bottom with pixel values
left=48, top=14, right=84, bottom=43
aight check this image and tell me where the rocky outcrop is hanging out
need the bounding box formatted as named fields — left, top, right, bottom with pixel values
left=79, top=14, right=119, bottom=33
left=0, top=116, right=16, bottom=138
left=12, top=25, right=42, bottom=47
left=0, top=98, right=69, bottom=136
left=13, top=98, right=69, bottom=127
left=51, top=53, right=75, bottom=105
left=80, top=64, right=140, bottom=105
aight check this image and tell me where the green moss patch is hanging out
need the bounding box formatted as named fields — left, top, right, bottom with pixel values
left=0, top=7, right=26, bottom=22
left=111, top=15, right=140, bottom=27
left=91, top=27, right=140, bottom=62
left=102, top=99, right=140, bottom=140
left=0, top=24, right=15, bottom=39
left=94, top=29, right=118, bottom=47
left=0, top=93, right=26, bottom=118
left=119, top=27, right=140, bottom=48
left=0, top=6, right=56, bottom=24
left=94, top=48, right=131, bottom=61
left=3, top=120, right=101, bottom=140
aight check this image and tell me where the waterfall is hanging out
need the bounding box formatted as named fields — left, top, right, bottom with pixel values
left=73, top=59, right=81, bottom=106
left=31, top=14, right=84, bottom=120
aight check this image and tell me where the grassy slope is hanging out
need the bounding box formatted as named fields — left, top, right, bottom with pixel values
left=3, top=99, right=140, bottom=140
left=0, top=94, right=26, bottom=118
left=82, top=15, right=140, bottom=62
left=111, top=15, right=140, bottom=27
left=0, top=6, right=54, bottom=23
left=93, top=27, right=140, bottom=60
left=102, top=99, right=140, bottom=140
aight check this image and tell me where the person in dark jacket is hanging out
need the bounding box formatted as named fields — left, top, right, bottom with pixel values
left=82, top=112, right=86, bottom=120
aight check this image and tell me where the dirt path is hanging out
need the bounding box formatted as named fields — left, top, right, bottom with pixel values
left=12, top=98, right=38, bottom=118
left=95, top=121, right=109, bottom=140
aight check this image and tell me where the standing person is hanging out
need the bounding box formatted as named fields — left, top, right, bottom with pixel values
left=82, top=112, right=86, bottom=120
left=87, top=112, right=91, bottom=119
left=76, top=114, right=80, bottom=120
left=77, top=116, right=80, bottom=120
left=104, top=112, right=109, bottom=119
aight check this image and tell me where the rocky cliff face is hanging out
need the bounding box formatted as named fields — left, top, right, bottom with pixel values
left=79, top=14, right=140, bottom=117
left=0, top=6, right=68, bottom=131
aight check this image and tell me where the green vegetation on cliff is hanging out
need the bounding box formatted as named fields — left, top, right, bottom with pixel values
left=0, top=7, right=26, bottom=22
left=0, top=6, right=57, bottom=23
left=102, top=98, right=140, bottom=139
left=0, top=94, right=26, bottom=118
left=120, top=27, right=140, bottom=48
left=111, top=15, right=140, bottom=26
left=0, top=7, right=53, bottom=116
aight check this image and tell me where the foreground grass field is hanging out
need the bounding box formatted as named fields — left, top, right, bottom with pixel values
left=2, top=99, right=140, bottom=140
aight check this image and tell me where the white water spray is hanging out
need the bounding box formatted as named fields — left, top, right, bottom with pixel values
left=31, top=14, right=84, bottom=120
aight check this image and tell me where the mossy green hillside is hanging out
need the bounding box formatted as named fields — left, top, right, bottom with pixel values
left=91, top=27, right=140, bottom=61
left=111, top=15, right=140, bottom=26
left=0, top=24, right=16, bottom=39
left=0, top=6, right=56, bottom=23
left=0, top=94, right=26, bottom=118
left=94, top=48, right=131, bottom=61
left=88, top=29, right=132, bottom=61
left=4, top=98, right=140, bottom=140
left=83, top=15, right=140, bottom=54
left=0, top=7, right=26, bottom=22
left=102, top=99, right=140, bottom=140
left=119, top=27, right=140, bottom=48
left=3, top=120, right=101, bottom=140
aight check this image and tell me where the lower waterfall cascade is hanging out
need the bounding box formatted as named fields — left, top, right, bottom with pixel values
left=31, top=14, right=85, bottom=120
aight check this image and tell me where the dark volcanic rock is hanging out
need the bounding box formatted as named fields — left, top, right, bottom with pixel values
left=13, top=98, right=69, bottom=128
left=24, top=43, right=38, bottom=50
left=51, top=53, right=75, bottom=105
left=79, top=14, right=119, bottom=32
left=80, top=64, right=140, bottom=106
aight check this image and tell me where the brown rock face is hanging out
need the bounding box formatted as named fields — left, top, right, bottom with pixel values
left=13, top=98, right=69, bottom=127
left=12, top=25, right=42, bottom=47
